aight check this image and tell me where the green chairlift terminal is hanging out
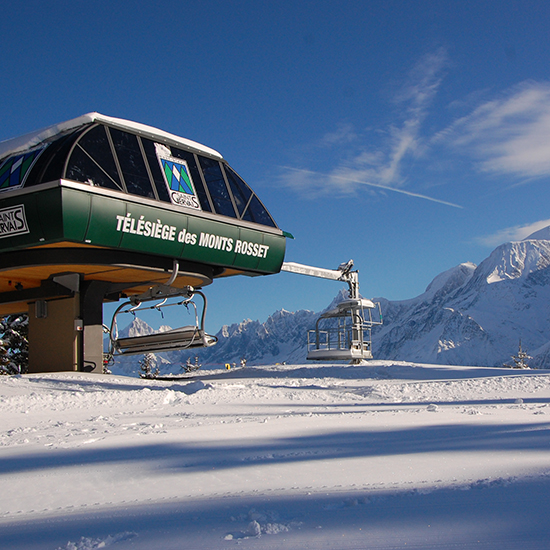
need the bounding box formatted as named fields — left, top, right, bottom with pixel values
left=0, top=113, right=286, bottom=372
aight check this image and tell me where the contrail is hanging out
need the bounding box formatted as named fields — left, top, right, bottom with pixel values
left=282, top=166, right=463, bottom=209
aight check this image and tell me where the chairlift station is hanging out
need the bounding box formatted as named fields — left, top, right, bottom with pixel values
left=0, top=113, right=381, bottom=373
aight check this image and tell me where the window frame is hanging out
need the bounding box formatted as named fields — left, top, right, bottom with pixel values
left=56, top=123, right=279, bottom=229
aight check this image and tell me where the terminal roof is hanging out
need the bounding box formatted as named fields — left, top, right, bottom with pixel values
left=0, top=112, right=223, bottom=161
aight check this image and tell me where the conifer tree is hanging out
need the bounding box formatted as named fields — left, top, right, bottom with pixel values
left=0, top=314, right=29, bottom=375
left=504, top=340, right=531, bottom=369
left=139, top=353, right=159, bottom=378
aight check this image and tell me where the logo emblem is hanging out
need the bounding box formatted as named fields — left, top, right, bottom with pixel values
left=0, top=146, right=46, bottom=193
left=155, top=144, right=201, bottom=210
left=0, top=204, right=30, bottom=239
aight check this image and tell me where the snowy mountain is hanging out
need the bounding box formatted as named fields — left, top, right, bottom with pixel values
left=524, top=225, right=550, bottom=241
left=197, top=308, right=318, bottom=367
left=112, top=232, right=550, bottom=372
left=375, top=237, right=550, bottom=367
left=116, top=317, right=172, bottom=338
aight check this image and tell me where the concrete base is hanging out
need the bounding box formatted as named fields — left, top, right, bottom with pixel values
left=28, top=296, right=80, bottom=373
left=82, top=324, right=104, bottom=373
left=27, top=294, right=104, bottom=373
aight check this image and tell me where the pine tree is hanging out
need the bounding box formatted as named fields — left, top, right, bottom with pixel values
left=139, top=353, right=159, bottom=378
left=0, top=314, right=29, bottom=375
left=182, top=356, right=201, bottom=373
left=504, top=340, right=531, bottom=369
left=0, top=337, right=10, bottom=372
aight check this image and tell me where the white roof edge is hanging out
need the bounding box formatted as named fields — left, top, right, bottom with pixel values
left=0, top=112, right=223, bottom=161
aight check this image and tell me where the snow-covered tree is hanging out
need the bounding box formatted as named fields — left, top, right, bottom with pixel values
left=0, top=314, right=29, bottom=375
left=182, top=356, right=201, bottom=373
left=139, top=353, right=159, bottom=378
left=504, top=340, right=531, bottom=369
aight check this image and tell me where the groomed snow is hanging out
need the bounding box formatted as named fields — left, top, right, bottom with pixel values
left=1, top=361, right=550, bottom=549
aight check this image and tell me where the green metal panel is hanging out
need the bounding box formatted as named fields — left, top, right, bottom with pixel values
left=84, top=194, right=125, bottom=248
left=258, top=230, right=286, bottom=273
left=37, top=188, right=64, bottom=242
left=186, top=216, right=241, bottom=267
left=61, top=188, right=91, bottom=242
left=0, top=185, right=286, bottom=275
left=234, top=227, right=264, bottom=271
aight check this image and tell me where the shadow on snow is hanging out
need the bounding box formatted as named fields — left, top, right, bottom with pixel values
left=1, top=421, right=550, bottom=476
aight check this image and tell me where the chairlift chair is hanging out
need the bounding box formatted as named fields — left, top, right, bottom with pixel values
left=307, top=298, right=382, bottom=363
left=281, top=260, right=383, bottom=364
left=108, top=284, right=217, bottom=357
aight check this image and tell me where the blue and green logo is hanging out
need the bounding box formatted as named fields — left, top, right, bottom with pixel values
left=0, top=147, right=45, bottom=192
left=155, top=144, right=201, bottom=210
left=160, top=158, right=194, bottom=195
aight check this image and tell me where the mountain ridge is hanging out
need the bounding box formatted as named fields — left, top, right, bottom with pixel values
left=111, top=233, right=550, bottom=374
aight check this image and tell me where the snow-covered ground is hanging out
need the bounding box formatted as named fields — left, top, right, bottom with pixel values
left=1, top=361, right=550, bottom=549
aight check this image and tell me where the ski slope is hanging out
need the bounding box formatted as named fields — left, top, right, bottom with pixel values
left=1, top=362, right=550, bottom=549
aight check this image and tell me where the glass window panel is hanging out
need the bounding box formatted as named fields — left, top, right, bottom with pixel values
left=223, top=165, right=252, bottom=217
left=141, top=138, right=171, bottom=203
left=197, top=156, right=236, bottom=218
left=33, top=130, right=82, bottom=185
left=66, top=145, right=121, bottom=190
left=171, top=148, right=212, bottom=212
left=242, top=194, right=277, bottom=227
left=72, top=125, right=123, bottom=190
left=110, top=128, right=155, bottom=199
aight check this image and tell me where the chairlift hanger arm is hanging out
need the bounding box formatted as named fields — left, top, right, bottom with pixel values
left=281, top=260, right=359, bottom=299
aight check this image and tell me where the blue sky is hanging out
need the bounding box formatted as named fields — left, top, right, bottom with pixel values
left=3, top=0, right=550, bottom=333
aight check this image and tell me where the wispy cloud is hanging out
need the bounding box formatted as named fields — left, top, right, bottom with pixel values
left=318, top=122, right=358, bottom=147
left=280, top=49, right=459, bottom=208
left=476, top=218, right=550, bottom=247
left=438, top=81, right=550, bottom=179
left=282, top=166, right=463, bottom=208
